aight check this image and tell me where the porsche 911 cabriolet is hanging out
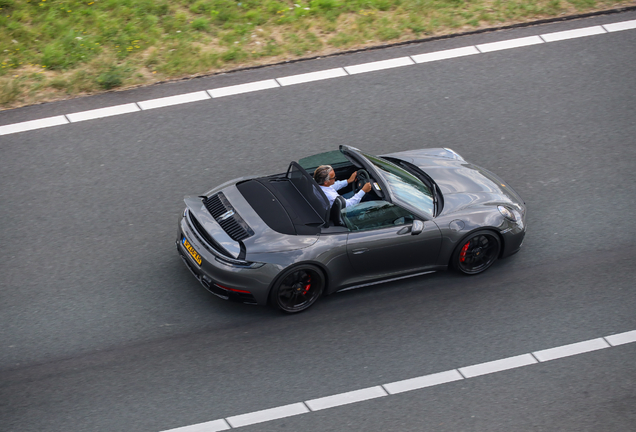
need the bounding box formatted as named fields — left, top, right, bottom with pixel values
left=177, top=145, right=526, bottom=313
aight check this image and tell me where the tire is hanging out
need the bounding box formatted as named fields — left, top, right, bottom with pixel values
left=270, top=265, right=325, bottom=313
left=452, top=230, right=501, bottom=275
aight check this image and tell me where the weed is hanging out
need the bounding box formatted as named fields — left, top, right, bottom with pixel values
left=0, top=77, right=20, bottom=104
left=96, top=65, right=125, bottom=89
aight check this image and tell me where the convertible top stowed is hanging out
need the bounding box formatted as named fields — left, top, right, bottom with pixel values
left=237, top=162, right=329, bottom=236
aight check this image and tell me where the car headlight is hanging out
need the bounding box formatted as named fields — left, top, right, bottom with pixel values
left=498, top=205, right=524, bottom=229
left=498, top=205, right=516, bottom=221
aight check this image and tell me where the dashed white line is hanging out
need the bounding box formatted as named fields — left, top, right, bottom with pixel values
left=138, top=91, right=210, bottom=110
left=458, top=353, right=538, bottom=378
left=163, top=419, right=230, bottom=432
left=532, top=337, right=610, bottom=362
left=344, top=56, right=414, bottom=75
left=2, top=18, right=635, bottom=137
left=605, top=329, right=636, bottom=346
left=305, top=386, right=388, bottom=411
left=225, top=402, right=309, bottom=428
left=411, top=46, right=480, bottom=63
left=208, top=79, right=280, bottom=98
left=383, top=369, right=463, bottom=394
left=603, top=19, right=636, bottom=32
left=476, top=35, right=544, bottom=53
left=276, top=67, right=348, bottom=86
left=66, top=103, right=140, bottom=122
left=540, top=25, right=607, bottom=42
left=159, top=330, right=635, bottom=431
left=0, top=115, right=68, bottom=136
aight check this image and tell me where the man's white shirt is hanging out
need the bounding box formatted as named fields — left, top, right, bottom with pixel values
left=320, top=180, right=365, bottom=208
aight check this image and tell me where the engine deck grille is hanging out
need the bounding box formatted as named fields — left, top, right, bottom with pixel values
left=203, top=193, right=253, bottom=241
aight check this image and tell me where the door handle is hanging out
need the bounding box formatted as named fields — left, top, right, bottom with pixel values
left=352, top=248, right=369, bottom=255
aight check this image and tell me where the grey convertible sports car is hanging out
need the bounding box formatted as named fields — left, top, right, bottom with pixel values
left=177, top=145, right=526, bottom=313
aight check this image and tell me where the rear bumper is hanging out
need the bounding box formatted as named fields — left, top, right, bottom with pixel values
left=176, top=216, right=279, bottom=306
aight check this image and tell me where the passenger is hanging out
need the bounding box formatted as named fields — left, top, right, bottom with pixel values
left=313, top=165, right=372, bottom=208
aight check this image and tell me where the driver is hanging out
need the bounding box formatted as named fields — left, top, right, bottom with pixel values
left=313, top=165, right=372, bottom=208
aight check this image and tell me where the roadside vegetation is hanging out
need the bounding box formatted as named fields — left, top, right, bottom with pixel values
left=1, top=0, right=634, bottom=108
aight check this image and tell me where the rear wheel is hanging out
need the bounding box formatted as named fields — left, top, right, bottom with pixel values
left=452, top=231, right=501, bottom=275
left=270, top=265, right=325, bottom=313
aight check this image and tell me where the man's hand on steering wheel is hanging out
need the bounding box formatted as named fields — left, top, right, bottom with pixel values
left=347, top=171, right=358, bottom=184
left=362, top=182, right=372, bottom=193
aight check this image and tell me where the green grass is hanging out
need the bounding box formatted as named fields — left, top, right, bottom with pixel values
left=0, top=0, right=633, bottom=108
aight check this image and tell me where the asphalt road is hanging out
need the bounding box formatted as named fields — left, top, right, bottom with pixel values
left=1, top=11, right=635, bottom=432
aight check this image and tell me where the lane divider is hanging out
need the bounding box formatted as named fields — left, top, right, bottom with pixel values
left=161, top=329, right=636, bottom=431
left=0, top=17, right=635, bottom=137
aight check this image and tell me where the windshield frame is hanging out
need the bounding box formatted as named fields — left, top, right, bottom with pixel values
left=361, top=151, right=436, bottom=218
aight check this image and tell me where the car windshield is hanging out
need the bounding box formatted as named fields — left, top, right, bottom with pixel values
left=363, top=153, right=435, bottom=216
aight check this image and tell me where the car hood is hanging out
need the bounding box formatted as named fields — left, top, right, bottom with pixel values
left=383, top=148, right=524, bottom=216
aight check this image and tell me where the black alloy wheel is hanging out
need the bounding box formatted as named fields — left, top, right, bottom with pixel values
left=271, top=265, right=325, bottom=313
left=453, top=231, right=501, bottom=275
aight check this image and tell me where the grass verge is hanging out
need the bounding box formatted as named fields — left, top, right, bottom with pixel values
left=0, top=0, right=634, bottom=109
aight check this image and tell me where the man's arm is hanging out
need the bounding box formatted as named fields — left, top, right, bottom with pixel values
left=345, top=182, right=372, bottom=207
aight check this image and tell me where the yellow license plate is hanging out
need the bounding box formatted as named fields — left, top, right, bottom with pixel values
left=183, top=238, right=202, bottom=266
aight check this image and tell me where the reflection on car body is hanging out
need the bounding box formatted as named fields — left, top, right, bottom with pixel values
left=176, top=145, right=527, bottom=313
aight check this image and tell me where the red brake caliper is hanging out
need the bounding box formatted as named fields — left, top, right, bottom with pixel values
left=459, top=241, right=470, bottom=263
left=302, top=275, right=312, bottom=295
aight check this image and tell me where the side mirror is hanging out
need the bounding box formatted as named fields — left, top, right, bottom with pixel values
left=411, top=220, right=424, bottom=235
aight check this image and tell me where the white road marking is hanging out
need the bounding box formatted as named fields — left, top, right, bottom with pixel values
left=0, top=115, right=68, bottom=136
left=411, top=46, right=480, bottom=63
left=225, top=403, right=309, bottom=428
left=163, top=419, right=230, bottom=432
left=2, top=18, right=635, bottom=137
left=276, top=68, right=348, bottom=86
left=344, top=56, right=414, bottom=75
left=383, top=369, right=463, bottom=394
left=540, top=25, right=606, bottom=42
left=476, top=35, right=544, bottom=53
left=603, top=19, right=636, bottom=32
left=138, top=91, right=210, bottom=110
left=533, top=337, right=610, bottom=362
left=305, top=386, right=388, bottom=411
left=605, top=329, right=636, bottom=346
left=66, top=103, right=140, bottom=122
left=458, top=353, right=538, bottom=378
left=208, top=79, right=280, bottom=98
left=160, top=330, right=635, bottom=431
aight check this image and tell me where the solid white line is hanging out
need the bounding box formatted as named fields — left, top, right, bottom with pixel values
left=161, top=419, right=230, bottom=432
left=0, top=115, right=69, bottom=136
left=476, top=35, right=544, bottom=53
left=208, top=79, right=280, bottom=98
left=344, top=56, right=414, bottom=75
left=305, top=386, right=388, bottom=411
left=605, top=330, right=636, bottom=346
left=411, top=46, right=480, bottom=63
left=603, top=19, right=636, bottom=32
left=138, top=91, right=210, bottom=110
left=276, top=68, right=347, bottom=86
left=225, top=402, right=309, bottom=428
left=66, top=103, right=140, bottom=122
left=458, top=353, right=537, bottom=378
left=540, top=25, right=606, bottom=42
left=533, top=338, right=610, bottom=362
left=383, top=369, right=463, bottom=394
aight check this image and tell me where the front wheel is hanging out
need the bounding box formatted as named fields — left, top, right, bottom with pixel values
left=452, top=231, right=501, bottom=275
left=270, top=265, right=325, bottom=313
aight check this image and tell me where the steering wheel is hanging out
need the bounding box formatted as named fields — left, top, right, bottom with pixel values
left=354, top=169, right=371, bottom=193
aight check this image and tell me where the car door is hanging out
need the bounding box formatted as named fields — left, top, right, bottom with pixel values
left=343, top=200, right=442, bottom=280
